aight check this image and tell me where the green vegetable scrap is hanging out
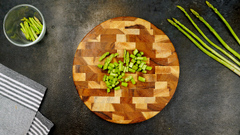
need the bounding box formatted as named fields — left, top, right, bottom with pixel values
left=168, top=1, right=240, bottom=76
left=20, top=16, right=43, bottom=41
left=97, top=49, right=153, bottom=93
left=99, top=52, right=110, bottom=61
left=138, top=76, right=146, bottom=82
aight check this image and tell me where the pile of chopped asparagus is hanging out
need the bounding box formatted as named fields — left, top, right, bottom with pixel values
left=20, top=16, right=43, bottom=41
left=98, top=49, right=152, bottom=93
left=168, top=1, right=240, bottom=76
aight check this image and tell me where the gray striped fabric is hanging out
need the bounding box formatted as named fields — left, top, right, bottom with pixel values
left=28, top=112, right=54, bottom=135
left=0, top=64, right=53, bottom=135
left=0, top=73, right=44, bottom=111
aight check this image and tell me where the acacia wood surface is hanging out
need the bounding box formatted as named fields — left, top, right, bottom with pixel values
left=73, top=17, right=180, bottom=124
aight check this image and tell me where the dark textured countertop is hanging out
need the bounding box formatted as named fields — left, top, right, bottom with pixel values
left=1, top=0, right=240, bottom=134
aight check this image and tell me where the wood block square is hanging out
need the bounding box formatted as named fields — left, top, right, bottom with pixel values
left=134, top=89, right=154, bottom=97
left=132, top=97, right=156, bottom=104
left=100, top=81, right=107, bottom=89
left=121, top=29, right=140, bottom=35
left=88, top=81, right=100, bottom=89
left=74, top=81, right=88, bottom=88
left=94, top=97, right=120, bottom=103
left=141, top=112, right=159, bottom=119
left=152, top=43, right=175, bottom=52
left=73, top=73, right=86, bottom=81
left=154, top=35, right=169, bottom=43
left=116, top=34, right=126, bottom=42
left=112, top=113, right=125, bottom=121
left=134, top=18, right=151, bottom=29
left=120, top=97, right=132, bottom=104
left=115, top=42, right=136, bottom=50
left=117, top=49, right=124, bottom=58
left=121, top=89, right=134, bottom=97
left=77, top=42, right=86, bottom=49
left=91, top=103, right=115, bottom=111
left=136, top=82, right=155, bottom=89
left=135, top=103, right=148, bottom=110
left=114, top=89, right=122, bottom=97
left=155, top=82, right=167, bottom=89
left=100, top=34, right=116, bottom=42
left=142, top=74, right=156, bottom=82
left=110, top=21, right=126, bottom=29
left=154, top=89, right=170, bottom=97
left=86, top=73, right=98, bottom=81
left=155, top=66, right=171, bottom=74
left=156, top=50, right=172, bottom=58
left=126, top=35, right=136, bottom=42
left=136, top=35, right=155, bottom=43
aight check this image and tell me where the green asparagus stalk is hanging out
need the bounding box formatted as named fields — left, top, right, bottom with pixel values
left=138, top=76, right=146, bottom=82
left=167, top=19, right=240, bottom=76
left=206, top=1, right=240, bottom=45
left=32, top=17, right=43, bottom=31
left=29, top=18, right=40, bottom=34
left=30, top=27, right=38, bottom=39
left=190, top=9, right=240, bottom=60
left=21, top=17, right=31, bottom=24
left=20, top=17, right=43, bottom=41
left=34, top=16, right=43, bottom=26
left=20, top=23, right=30, bottom=40
left=173, top=18, right=240, bottom=72
left=24, top=21, right=35, bottom=41
left=177, top=6, right=240, bottom=67
left=99, top=52, right=110, bottom=61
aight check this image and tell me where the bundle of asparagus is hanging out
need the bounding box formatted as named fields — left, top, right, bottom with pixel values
left=20, top=16, right=43, bottom=41
left=168, top=1, right=240, bottom=76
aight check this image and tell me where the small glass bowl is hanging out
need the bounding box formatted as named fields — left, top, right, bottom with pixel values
left=3, top=4, right=46, bottom=47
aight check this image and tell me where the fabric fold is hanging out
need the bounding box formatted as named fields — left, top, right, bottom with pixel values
left=0, top=64, right=53, bottom=135
left=28, top=111, right=54, bottom=135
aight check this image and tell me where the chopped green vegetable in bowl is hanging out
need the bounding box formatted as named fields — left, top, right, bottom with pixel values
left=3, top=4, right=46, bottom=47
left=20, top=16, right=43, bottom=41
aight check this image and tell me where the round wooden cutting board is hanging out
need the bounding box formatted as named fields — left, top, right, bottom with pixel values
left=73, top=17, right=180, bottom=124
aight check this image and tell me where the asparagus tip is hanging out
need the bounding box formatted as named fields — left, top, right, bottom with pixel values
left=190, top=9, right=200, bottom=17
left=167, top=19, right=172, bottom=23
left=172, top=18, right=178, bottom=23
left=176, top=5, right=185, bottom=11
left=206, top=1, right=213, bottom=8
left=167, top=19, right=176, bottom=26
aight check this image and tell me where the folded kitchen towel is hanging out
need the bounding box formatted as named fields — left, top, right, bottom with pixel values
left=28, top=111, right=54, bottom=135
left=0, top=63, right=53, bottom=135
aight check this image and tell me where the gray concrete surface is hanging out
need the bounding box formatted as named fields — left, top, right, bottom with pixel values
left=1, top=0, right=240, bottom=134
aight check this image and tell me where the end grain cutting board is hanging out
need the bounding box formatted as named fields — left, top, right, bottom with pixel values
left=73, top=17, right=180, bottom=124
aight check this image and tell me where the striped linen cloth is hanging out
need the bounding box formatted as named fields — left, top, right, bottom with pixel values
left=28, top=112, right=53, bottom=135
left=0, top=64, right=53, bottom=135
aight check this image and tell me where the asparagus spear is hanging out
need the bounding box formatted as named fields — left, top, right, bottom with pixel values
left=167, top=19, right=240, bottom=76
left=24, top=21, right=35, bottom=41
left=99, top=52, right=110, bottom=61
left=20, top=23, right=30, bottom=40
left=29, top=18, right=40, bottom=34
left=206, top=1, right=240, bottom=45
left=190, top=9, right=240, bottom=60
left=138, top=76, right=146, bottom=82
left=173, top=18, right=240, bottom=72
left=32, top=17, right=43, bottom=31
left=30, top=27, right=38, bottom=39
left=34, top=16, right=43, bottom=26
left=177, top=6, right=240, bottom=67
